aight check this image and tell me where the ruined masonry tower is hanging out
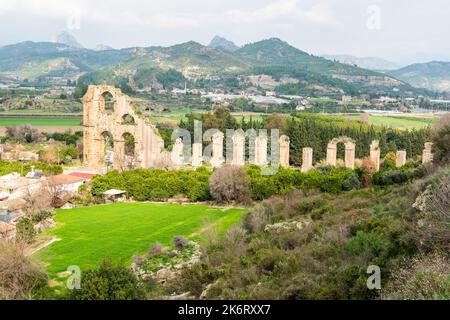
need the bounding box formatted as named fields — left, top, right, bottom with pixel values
left=83, top=85, right=167, bottom=170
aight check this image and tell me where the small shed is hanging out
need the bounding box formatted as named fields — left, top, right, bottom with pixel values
left=102, top=189, right=127, bottom=203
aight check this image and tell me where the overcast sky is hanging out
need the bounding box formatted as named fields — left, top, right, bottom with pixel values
left=0, top=0, right=449, bottom=65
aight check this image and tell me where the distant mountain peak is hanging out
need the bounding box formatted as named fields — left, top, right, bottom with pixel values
left=94, top=44, right=114, bottom=51
left=322, top=54, right=402, bottom=71
left=53, top=31, right=83, bottom=49
left=208, top=36, right=240, bottom=52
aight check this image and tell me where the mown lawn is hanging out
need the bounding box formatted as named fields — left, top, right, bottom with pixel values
left=38, top=202, right=246, bottom=277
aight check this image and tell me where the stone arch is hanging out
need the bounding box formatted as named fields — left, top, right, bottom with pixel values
left=121, top=113, right=136, bottom=125
left=83, top=85, right=167, bottom=170
left=326, top=136, right=356, bottom=169
left=99, top=91, right=116, bottom=114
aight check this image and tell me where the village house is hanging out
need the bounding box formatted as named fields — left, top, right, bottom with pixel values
left=46, top=174, right=86, bottom=192
left=0, top=172, right=45, bottom=200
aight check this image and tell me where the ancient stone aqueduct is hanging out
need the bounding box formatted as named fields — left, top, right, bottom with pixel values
left=83, top=85, right=434, bottom=172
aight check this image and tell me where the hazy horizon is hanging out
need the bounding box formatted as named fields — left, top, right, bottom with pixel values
left=1, top=0, right=450, bottom=66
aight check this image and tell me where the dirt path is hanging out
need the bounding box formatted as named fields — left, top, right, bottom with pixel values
left=28, top=237, right=60, bottom=256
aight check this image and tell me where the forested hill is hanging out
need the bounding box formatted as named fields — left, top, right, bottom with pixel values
left=0, top=37, right=427, bottom=97
left=388, top=61, right=450, bottom=92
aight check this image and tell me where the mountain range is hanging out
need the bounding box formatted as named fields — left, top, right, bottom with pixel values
left=321, top=54, right=402, bottom=71
left=0, top=34, right=437, bottom=97
left=388, top=61, right=450, bottom=93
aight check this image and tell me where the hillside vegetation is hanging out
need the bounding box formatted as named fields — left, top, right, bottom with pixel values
left=0, top=38, right=427, bottom=97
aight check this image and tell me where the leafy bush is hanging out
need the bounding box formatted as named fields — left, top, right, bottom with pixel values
left=345, top=231, right=386, bottom=256
left=67, top=259, right=146, bottom=300
left=31, top=210, right=54, bottom=224
left=91, top=168, right=212, bottom=202
left=16, top=217, right=36, bottom=244
left=343, top=172, right=362, bottom=191
left=92, top=165, right=362, bottom=204
left=433, top=126, right=450, bottom=165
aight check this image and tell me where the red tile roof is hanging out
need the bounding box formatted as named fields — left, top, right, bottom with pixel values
left=47, top=174, right=85, bottom=186
left=68, top=172, right=95, bottom=180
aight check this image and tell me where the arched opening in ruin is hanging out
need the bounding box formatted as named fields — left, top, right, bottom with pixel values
left=326, top=137, right=356, bottom=169
left=100, top=92, right=115, bottom=114
left=122, top=132, right=136, bottom=169
left=101, top=131, right=114, bottom=168
left=121, top=114, right=135, bottom=125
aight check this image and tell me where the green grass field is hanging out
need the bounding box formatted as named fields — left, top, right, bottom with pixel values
left=0, top=118, right=82, bottom=126
left=344, top=115, right=435, bottom=129
left=38, top=203, right=246, bottom=277
left=0, top=109, right=81, bottom=115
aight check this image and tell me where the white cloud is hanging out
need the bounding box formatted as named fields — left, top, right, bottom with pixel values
left=224, top=0, right=336, bottom=26
left=1, top=0, right=450, bottom=63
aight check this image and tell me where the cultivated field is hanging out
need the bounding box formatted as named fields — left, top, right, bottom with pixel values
left=342, top=114, right=436, bottom=129
left=0, top=118, right=82, bottom=126
left=38, top=202, right=246, bottom=277
left=0, top=117, right=82, bottom=135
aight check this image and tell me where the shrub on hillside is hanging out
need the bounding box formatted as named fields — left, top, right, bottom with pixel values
left=209, top=166, right=251, bottom=204
left=15, top=217, right=36, bottom=244
left=373, top=170, right=409, bottom=186
left=173, top=236, right=188, bottom=250
left=345, top=231, right=386, bottom=256
left=432, top=113, right=450, bottom=165
left=360, top=157, right=378, bottom=187
left=343, top=172, right=362, bottom=191
left=67, top=259, right=146, bottom=300
left=382, top=252, right=450, bottom=300
left=243, top=203, right=273, bottom=233
left=0, top=240, right=49, bottom=300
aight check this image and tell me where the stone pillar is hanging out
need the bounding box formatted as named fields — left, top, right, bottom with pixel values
left=326, top=143, right=337, bottom=167
left=113, top=139, right=125, bottom=170
left=344, top=142, right=356, bottom=169
left=301, top=148, right=313, bottom=173
left=210, top=131, right=224, bottom=167
left=255, top=134, right=268, bottom=166
left=232, top=132, right=245, bottom=166
left=279, top=135, right=290, bottom=168
left=370, top=140, right=381, bottom=172
left=192, top=143, right=203, bottom=167
left=396, top=150, right=407, bottom=168
left=171, top=138, right=184, bottom=168
left=422, top=142, right=434, bottom=164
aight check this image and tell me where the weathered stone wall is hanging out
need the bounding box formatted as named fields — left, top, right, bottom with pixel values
left=83, top=85, right=167, bottom=170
